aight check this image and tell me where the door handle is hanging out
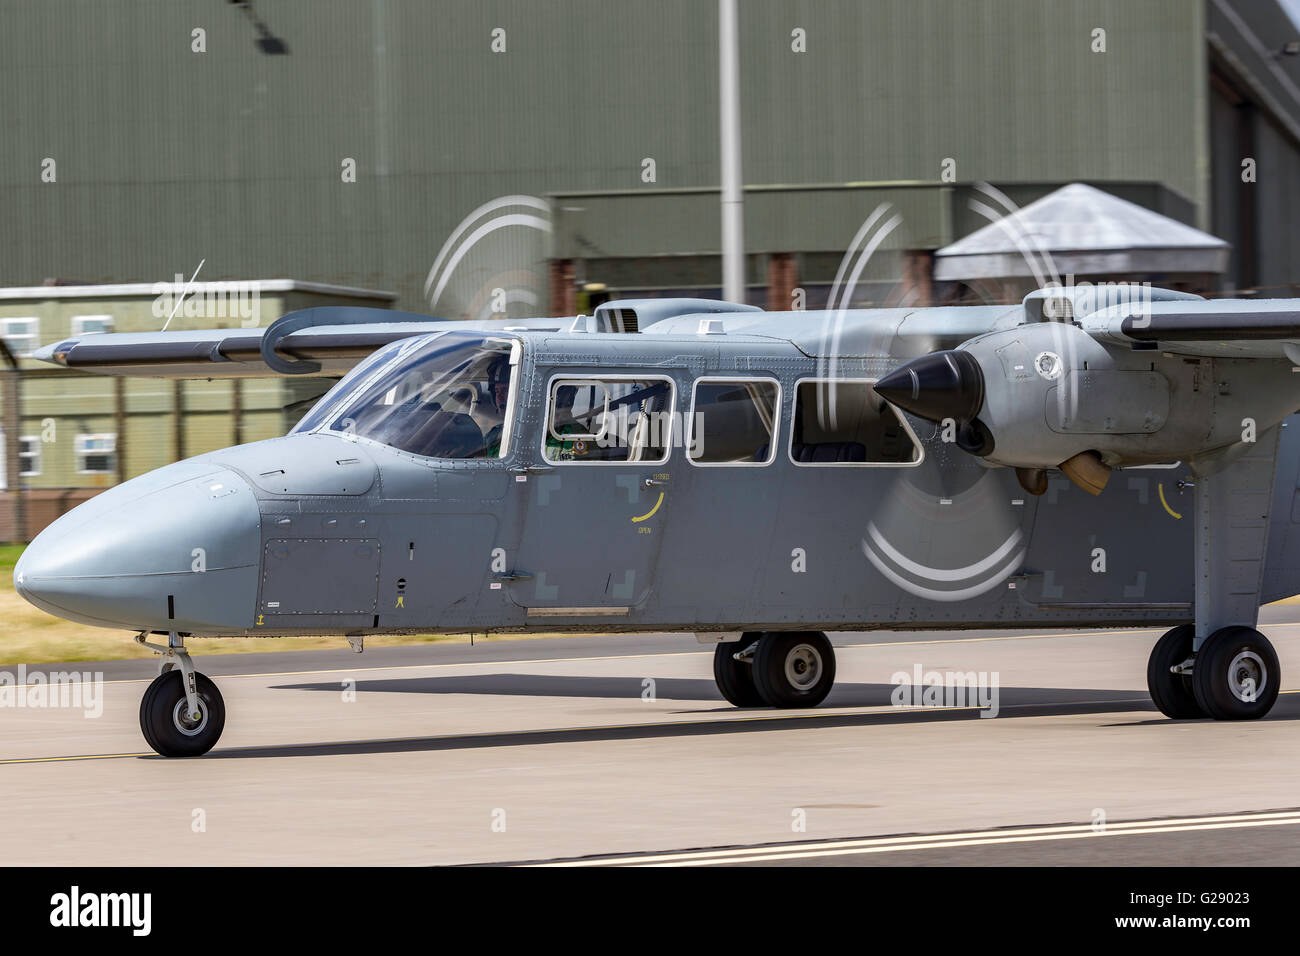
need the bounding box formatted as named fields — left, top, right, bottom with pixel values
left=644, top=478, right=667, bottom=488
left=494, top=570, right=533, bottom=582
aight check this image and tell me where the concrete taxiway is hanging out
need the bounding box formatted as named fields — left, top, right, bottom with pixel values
left=1, top=607, right=1298, bottom=866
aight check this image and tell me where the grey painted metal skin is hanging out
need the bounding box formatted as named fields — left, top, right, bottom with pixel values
left=15, top=291, right=1300, bottom=643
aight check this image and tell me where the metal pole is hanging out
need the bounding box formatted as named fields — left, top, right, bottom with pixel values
left=719, top=0, right=744, bottom=303
left=0, top=341, right=24, bottom=542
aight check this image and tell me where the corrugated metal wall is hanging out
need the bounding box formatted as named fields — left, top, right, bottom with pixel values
left=0, top=0, right=1206, bottom=315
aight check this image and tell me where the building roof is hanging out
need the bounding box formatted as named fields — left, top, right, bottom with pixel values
left=0, top=280, right=398, bottom=301
left=933, top=183, right=1230, bottom=280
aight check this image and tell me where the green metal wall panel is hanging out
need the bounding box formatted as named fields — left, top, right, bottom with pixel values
left=1, top=0, right=1205, bottom=315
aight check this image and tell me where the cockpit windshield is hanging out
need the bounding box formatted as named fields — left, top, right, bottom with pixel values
left=300, top=332, right=518, bottom=459
left=290, top=337, right=413, bottom=437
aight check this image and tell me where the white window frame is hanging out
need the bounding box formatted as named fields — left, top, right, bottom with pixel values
left=18, top=435, right=40, bottom=477
left=686, top=376, right=781, bottom=468
left=788, top=377, right=925, bottom=468
left=548, top=379, right=612, bottom=442
left=75, top=433, right=117, bottom=475
left=0, top=317, right=40, bottom=358
left=494, top=338, right=523, bottom=458
left=540, top=373, right=675, bottom=466
left=71, top=314, right=115, bottom=336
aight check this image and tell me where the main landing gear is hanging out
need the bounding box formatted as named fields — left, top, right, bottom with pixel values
left=1145, top=431, right=1285, bottom=722
left=134, top=632, right=226, bottom=757
left=1147, top=624, right=1280, bottom=721
left=713, top=631, right=836, bottom=708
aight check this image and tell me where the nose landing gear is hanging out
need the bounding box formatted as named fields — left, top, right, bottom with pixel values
left=134, top=632, right=226, bottom=757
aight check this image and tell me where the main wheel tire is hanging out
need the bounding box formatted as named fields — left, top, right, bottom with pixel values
left=713, top=635, right=765, bottom=707
left=1192, top=626, right=1280, bottom=720
left=139, top=670, right=226, bottom=757
left=751, top=632, right=836, bottom=708
left=1146, top=624, right=1205, bottom=719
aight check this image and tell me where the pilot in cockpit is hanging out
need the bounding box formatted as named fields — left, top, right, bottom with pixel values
left=479, top=355, right=511, bottom=457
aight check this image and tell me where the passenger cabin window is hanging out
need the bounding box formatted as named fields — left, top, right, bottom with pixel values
left=687, top=379, right=780, bottom=465
left=544, top=377, right=673, bottom=463
left=326, top=332, right=518, bottom=459
left=791, top=380, right=921, bottom=465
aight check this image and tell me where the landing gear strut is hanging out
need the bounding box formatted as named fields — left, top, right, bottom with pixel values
left=1146, top=625, right=1203, bottom=719
left=135, top=632, right=226, bottom=757
left=712, top=633, right=765, bottom=707
left=713, top=631, right=836, bottom=708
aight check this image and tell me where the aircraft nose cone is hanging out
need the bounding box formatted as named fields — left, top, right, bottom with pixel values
left=874, top=349, right=985, bottom=424
left=14, top=461, right=261, bottom=632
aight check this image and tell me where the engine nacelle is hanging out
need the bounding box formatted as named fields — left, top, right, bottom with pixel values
left=875, top=321, right=1300, bottom=495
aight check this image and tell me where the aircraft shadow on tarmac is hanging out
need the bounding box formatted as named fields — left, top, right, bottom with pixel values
left=176, top=675, right=1299, bottom=761
left=273, top=673, right=1134, bottom=710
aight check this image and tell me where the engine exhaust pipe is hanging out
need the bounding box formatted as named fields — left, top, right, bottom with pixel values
left=1016, top=467, right=1048, bottom=496
left=1059, top=451, right=1111, bottom=496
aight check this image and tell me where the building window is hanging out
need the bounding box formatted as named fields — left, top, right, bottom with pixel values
left=687, top=378, right=781, bottom=465
left=0, top=317, right=40, bottom=357
left=76, top=433, right=117, bottom=474
left=19, top=436, right=40, bottom=477
left=789, top=379, right=922, bottom=466
left=71, top=314, right=114, bottom=335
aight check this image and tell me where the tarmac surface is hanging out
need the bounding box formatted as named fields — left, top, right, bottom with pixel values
left=2, top=606, right=1298, bottom=866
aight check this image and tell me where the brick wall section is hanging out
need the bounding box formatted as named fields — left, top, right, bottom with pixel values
left=549, top=259, right=576, bottom=317
left=766, top=253, right=798, bottom=312
left=0, top=489, right=103, bottom=543
left=899, top=250, right=935, bottom=307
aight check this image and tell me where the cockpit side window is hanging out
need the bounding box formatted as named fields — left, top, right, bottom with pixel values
left=687, top=378, right=781, bottom=465
left=543, top=376, right=674, bottom=463
left=789, top=379, right=922, bottom=466
left=322, top=333, right=519, bottom=459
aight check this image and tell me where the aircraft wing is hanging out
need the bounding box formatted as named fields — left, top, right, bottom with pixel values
left=32, top=306, right=570, bottom=378
left=1083, top=299, right=1300, bottom=360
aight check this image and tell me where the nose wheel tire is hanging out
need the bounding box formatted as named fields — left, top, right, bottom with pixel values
left=713, top=634, right=765, bottom=707
left=1192, top=626, right=1279, bottom=720
left=1146, top=624, right=1205, bottom=719
left=139, top=670, right=226, bottom=757
left=752, top=631, right=836, bottom=708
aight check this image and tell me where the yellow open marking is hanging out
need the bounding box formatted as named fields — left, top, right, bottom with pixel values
left=1157, top=482, right=1182, bottom=519
left=631, top=491, right=664, bottom=523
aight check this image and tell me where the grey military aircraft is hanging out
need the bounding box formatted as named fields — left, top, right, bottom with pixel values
left=14, top=286, right=1300, bottom=755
